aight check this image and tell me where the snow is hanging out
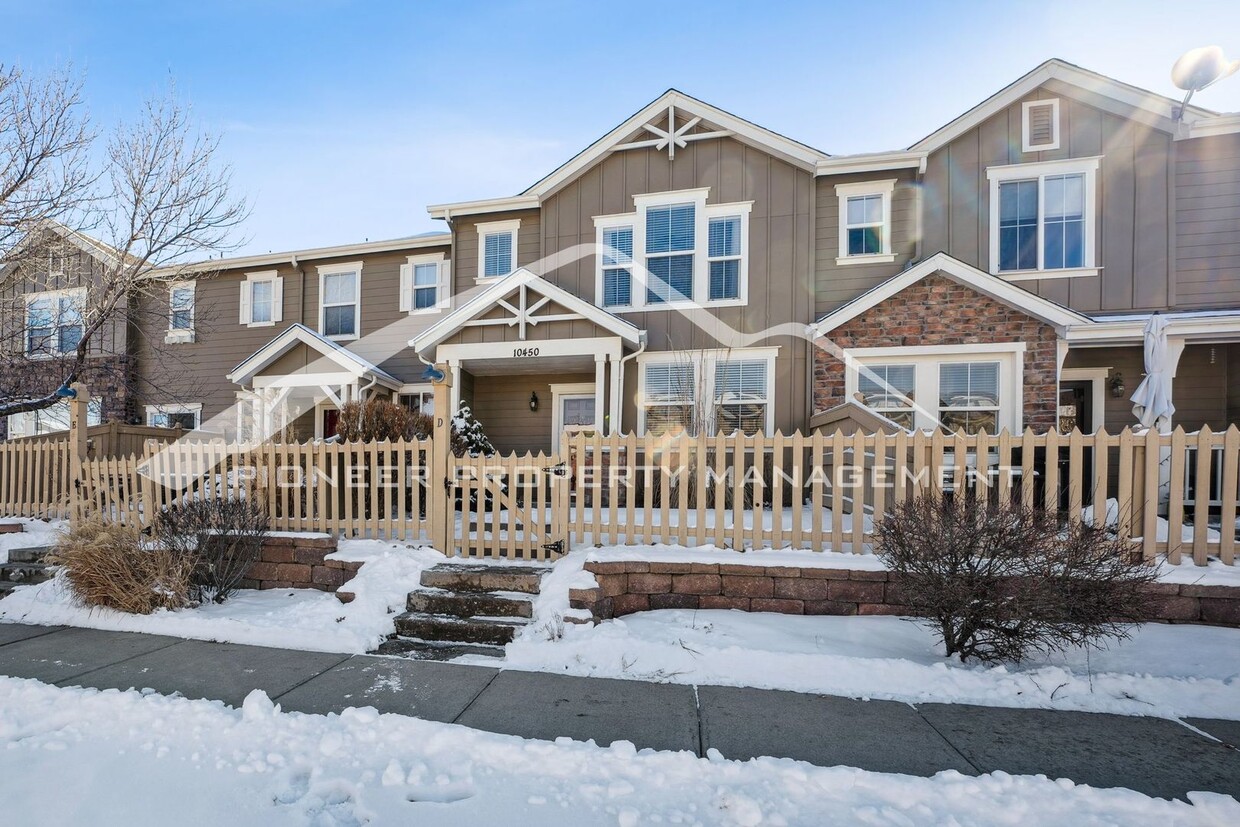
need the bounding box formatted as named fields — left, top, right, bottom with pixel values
left=0, top=539, right=443, bottom=654
left=0, top=676, right=1235, bottom=826
left=495, top=549, right=1240, bottom=721
left=0, top=518, right=62, bottom=564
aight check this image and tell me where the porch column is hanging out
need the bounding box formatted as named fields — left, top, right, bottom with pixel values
left=449, top=360, right=461, bottom=414
left=608, top=354, right=622, bottom=435
left=594, top=355, right=606, bottom=431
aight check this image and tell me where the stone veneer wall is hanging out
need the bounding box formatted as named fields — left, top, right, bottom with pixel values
left=238, top=533, right=361, bottom=600
left=812, top=273, right=1061, bottom=431
left=568, top=560, right=1240, bottom=628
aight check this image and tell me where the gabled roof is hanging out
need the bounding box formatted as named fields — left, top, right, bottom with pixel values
left=813, top=252, right=1090, bottom=336
left=227, top=323, right=401, bottom=388
left=410, top=268, right=643, bottom=354
left=910, top=58, right=1217, bottom=153
left=427, top=89, right=830, bottom=219
left=0, top=219, right=130, bottom=273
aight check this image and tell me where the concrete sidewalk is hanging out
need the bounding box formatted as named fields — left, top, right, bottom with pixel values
left=1, top=621, right=1238, bottom=801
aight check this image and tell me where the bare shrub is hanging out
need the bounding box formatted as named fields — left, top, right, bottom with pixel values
left=49, top=515, right=194, bottom=613
left=336, top=398, right=417, bottom=442
left=154, top=498, right=269, bottom=603
left=874, top=494, right=1158, bottom=664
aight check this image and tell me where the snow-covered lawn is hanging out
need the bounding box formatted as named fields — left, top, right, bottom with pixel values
left=1, top=677, right=1235, bottom=827
left=0, top=539, right=443, bottom=654
left=491, top=548, right=1240, bottom=722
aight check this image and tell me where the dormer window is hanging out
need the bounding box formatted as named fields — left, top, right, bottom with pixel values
left=477, top=219, right=520, bottom=280
left=1022, top=99, right=1060, bottom=152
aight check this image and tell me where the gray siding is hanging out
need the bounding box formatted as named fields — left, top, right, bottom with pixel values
left=469, top=371, right=593, bottom=454
left=451, top=209, right=542, bottom=291
left=1175, top=134, right=1240, bottom=307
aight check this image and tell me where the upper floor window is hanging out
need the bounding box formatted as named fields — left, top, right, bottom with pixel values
left=987, top=158, right=1099, bottom=280
left=400, top=254, right=450, bottom=313
left=25, top=288, right=84, bottom=357
left=1022, top=99, right=1060, bottom=152
left=167, top=282, right=195, bottom=343
left=317, top=262, right=362, bottom=340
left=239, top=270, right=283, bottom=327
left=835, top=180, right=896, bottom=265
left=476, top=219, right=520, bottom=280
left=595, top=189, right=751, bottom=310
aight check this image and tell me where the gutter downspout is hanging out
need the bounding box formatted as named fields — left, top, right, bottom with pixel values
left=291, top=255, right=306, bottom=325
left=617, top=332, right=648, bottom=433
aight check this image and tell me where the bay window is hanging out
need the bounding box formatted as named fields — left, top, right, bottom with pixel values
left=987, top=157, right=1099, bottom=279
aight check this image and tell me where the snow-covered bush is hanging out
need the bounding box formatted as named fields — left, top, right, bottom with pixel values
left=874, top=494, right=1158, bottom=664
left=154, top=498, right=269, bottom=604
left=451, top=404, right=495, bottom=457
left=50, top=515, right=195, bottom=614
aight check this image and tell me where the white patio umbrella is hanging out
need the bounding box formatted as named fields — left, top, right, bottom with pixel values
left=1130, top=314, right=1175, bottom=431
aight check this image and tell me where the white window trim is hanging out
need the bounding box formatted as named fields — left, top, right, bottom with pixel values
left=835, top=179, right=897, bottom=266
left=1022, top=98, right=1061, bottom=152
left=986, top=156, right=1101, bottom=281
left=1059, top=366, right=1109, bottom=434
left=400, top=253, right=450, bottom=314
left=317, top=261, right=363, bottom=341
left=241, top=270, right=282, bottom=328
left=144, top=402, right=203, bottom=430
left=475, top=219, right=521, bottom=283
left=550, top=382, right=598, bottom=439
left=396, top=384, right=435, bottom=415
left=24, top=287, right=86, bottom=359
left=594, top=189, right=752, bottom=311
left=636, top=347, right=779, bottom=436
left=166, top=281, right=196, bottom=343
left=844, top=343, right=1025, bottom=433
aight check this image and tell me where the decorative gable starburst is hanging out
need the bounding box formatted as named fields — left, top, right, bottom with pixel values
left=614, top=104, right=735, bottom=160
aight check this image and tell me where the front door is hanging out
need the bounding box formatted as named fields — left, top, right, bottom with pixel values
left=321, top=408, right=340, bottom=439
left=559, top=394, right=597, bottom=440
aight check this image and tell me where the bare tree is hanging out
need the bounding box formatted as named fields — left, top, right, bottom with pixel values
left=0, top=66, right=246, bottom=422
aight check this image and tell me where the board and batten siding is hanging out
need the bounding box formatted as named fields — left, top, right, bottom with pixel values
left=921, top=86, right=1173, bottom=314
left=451, top=209, right=542, bottom=292
left=1175, top=133, right=1240, bottom=308
left=813, top=169, right=919, bottom=317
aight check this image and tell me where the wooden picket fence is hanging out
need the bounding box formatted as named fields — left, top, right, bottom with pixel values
left=4, top=426, right=1238, bottom=565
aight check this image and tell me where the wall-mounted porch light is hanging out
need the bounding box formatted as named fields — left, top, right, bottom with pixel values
left=1109, top=371, right=1125, bottom=398
left=529, top=391, right=539, bottom=412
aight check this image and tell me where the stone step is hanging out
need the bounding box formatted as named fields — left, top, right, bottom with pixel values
left=393, top=611, right=525, bottom=646
left=419, top=564, right=546, bottom=595
left=407, top=589, right=533, bottom=619
left=0, top=523, right=25, bottom=534
left=372, top=637, right=506, bottom=660
left=0, top=581, right=19, bottom=599
left=0, top=563, right=53, bottom=584
left=7, top=546, right=53, bottom=564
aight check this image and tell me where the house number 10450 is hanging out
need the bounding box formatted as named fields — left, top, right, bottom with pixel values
left=513, top=347, right=540, bottom=357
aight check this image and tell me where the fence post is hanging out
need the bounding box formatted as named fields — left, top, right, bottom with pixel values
left=68, top=382, right=90, bottom=526
left=430, top=365, right=453, bottom=555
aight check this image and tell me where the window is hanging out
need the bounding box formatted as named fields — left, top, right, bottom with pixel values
left=854, top=363, right=916, bottom=428
left=24, top=288, right=84, bottom=357
left=1022, top=99, right=1060, bottom=152
left=399, top=389, right=434, bottom=416
left=167, top=282, right=195, bottom=342
left=847, top=345, right=1022, bottom=433
left=987, top=158, right=1099, bottom=279
left=596, top=189, right=751, bottom=310
left=7, top=398, right=101, bottom=438
left=708, top=216, right=742, bottom=300
left=714, top=358, right=770, bottom=434
left=600, top=225, right=633, bottom=308
left=145, top=403, right=202, bottom=430
left=938, top=362, right=1000, bottom=435
left=400, top=254, right=450, bottom=312
left=476, top=219, right=520, bottom=280
left=835, top=180, right=896, bottom=265
left=240, top=271, right=283, bottom=327
left=638, top=349, right=778, bottom=436
left=317, top=262, right=362, bottom=340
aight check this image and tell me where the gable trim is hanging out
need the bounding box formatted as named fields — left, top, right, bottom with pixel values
left=812, top=252, right=1090, bottom=337
left=410, top=268, right=643, bottom=354
left=227, top=323, right=400, bottom=388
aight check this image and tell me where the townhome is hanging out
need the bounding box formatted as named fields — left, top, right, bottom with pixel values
left=5, top=59, right=1240, bottom=460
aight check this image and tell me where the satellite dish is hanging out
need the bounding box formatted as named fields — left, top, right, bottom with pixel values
left=1170, top=46, right=1239, bottom=118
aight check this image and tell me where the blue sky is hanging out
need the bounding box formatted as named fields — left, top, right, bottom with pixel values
left=3, top=0, right=1239, bottom=256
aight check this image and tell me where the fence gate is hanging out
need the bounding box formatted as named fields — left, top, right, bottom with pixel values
left=448, top=450, right=567, bottom=559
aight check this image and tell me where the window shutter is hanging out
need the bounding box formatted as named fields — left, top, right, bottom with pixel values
left=270, top=277, right=284, bottom=322
left=437, top=260, right=451, bottom=309
left=239, top=281, right=251, bottom=325
left=399, top=263, right=413, bottom=312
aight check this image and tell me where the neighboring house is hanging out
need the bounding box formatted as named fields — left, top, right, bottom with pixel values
left=0, top=222, right=130, bottom=439
left=9, top=59, right=1240, bottom=457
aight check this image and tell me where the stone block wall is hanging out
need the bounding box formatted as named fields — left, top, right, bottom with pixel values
left=568, top=559, right=1240, bottom=628
left=237, top=533, right=361, bottom=599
